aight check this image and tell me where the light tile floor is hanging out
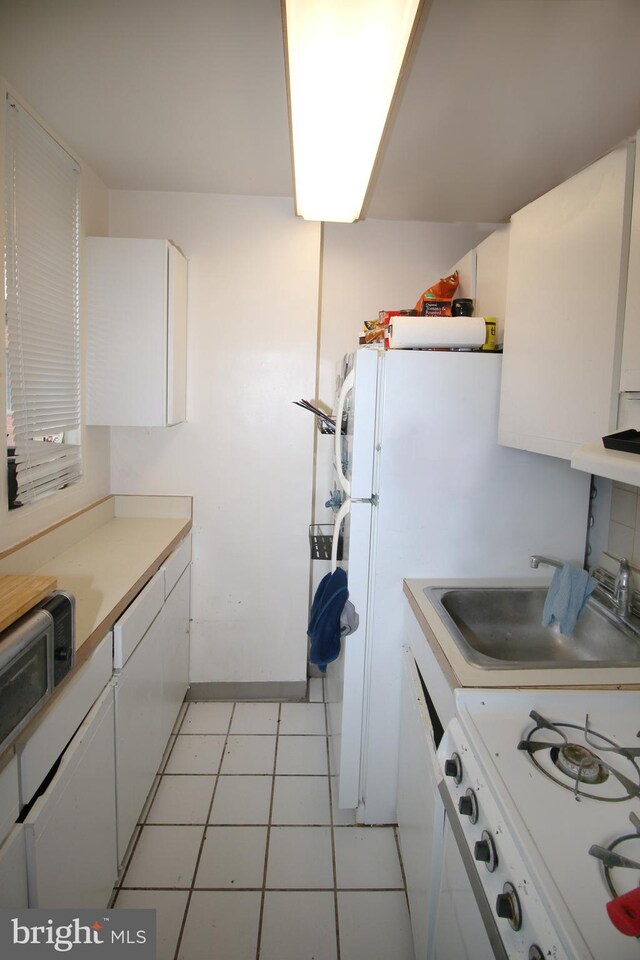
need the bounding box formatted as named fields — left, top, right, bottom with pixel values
left=112, top=678, right=415, bottom=960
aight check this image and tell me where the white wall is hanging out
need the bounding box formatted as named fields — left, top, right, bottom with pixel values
left=109, top=192, right=321, bottom=684
left=475, top=225, right=510, bottom=345
left=108, top=201, right=495, bottom=685
left=0, top=78, right=111, bottom=553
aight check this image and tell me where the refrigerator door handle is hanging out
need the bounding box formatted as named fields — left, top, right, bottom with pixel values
left=334, top=369, right=355, bottom=496
left=331, top=497, right=351, bottom=573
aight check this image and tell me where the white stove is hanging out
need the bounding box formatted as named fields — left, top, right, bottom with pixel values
left=438, top=688, right=640, bottom=960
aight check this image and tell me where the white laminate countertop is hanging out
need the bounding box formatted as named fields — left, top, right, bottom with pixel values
left=35, top=517, right=188, bottom=649
left=0, top=495, right=192, bottom=655
left=404, top=577, right=640, bottom=689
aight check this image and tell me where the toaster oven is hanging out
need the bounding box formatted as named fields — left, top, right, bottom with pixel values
left=0, top=608, right=54, bottom=754
left=37, top=590, right=75, bottom=686
left=0, top=590, right=76, bottom=754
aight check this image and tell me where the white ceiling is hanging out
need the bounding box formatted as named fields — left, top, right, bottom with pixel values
left=1, top=0, right=640, bottom=223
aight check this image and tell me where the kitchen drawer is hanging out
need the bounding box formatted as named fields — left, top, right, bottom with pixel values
left=162, top=533, right=191, bottom=597
left=24, top=685, right=117, bottom=908
left=0, top=756, right=20, bottom=848
left=0, top=825, right=28, bottom=908
left=18, top=631, right=112, bottom=806
left=113, top=568, right=164, bottom=668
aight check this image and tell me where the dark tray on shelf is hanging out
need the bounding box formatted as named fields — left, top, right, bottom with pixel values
left=309, top=525, right=343, bottom=561
left=602, top=429, right=640, bottom=454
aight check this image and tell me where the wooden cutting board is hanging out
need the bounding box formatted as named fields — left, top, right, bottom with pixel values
left=0, top=574, right=58, bottom=634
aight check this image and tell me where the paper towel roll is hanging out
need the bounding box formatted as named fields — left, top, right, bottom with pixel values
left=388, top=315, right=486, bottom=349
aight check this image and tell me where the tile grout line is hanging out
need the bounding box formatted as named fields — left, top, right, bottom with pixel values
left=172, top=702, right=237, bottom=960
left=324, top=683, right=342, bottom=960
left=254, top=701, right=281, bottom=960
left=392, top=824, right=412, bottom=915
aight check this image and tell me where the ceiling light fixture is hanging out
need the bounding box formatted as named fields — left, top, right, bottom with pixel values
left=282, top=0, right=423, bottom=223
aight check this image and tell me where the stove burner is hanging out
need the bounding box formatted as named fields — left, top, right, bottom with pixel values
left=589, top=813, right=640, bottom=899
left=518, top=710, right=640, bottom=802
left=551, top=744, right=609, bottom=785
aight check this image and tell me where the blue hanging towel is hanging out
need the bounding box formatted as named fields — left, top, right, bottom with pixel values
left=541, top=562, right=597, bottom=636
left=308, top=567, right=348, bottom=673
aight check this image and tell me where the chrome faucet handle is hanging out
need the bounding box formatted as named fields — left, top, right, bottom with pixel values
left=529, top=555, right=563, bottom=570
left=614, top=558, right=632, bottom=617
left=616, top=557, right=631, bottom=582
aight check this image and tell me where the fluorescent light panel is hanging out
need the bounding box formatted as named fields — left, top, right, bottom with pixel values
left=284, top=0, right=421, bottom=223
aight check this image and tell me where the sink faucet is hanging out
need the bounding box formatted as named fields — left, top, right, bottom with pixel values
left=614, top=558, right=633, bottom=618
left=529, top=555, right=563, bottom=570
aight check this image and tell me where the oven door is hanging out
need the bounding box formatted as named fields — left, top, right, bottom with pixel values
left=433, top=783, right=508, bottom=960
left=0, top=609, right=54, bottom=753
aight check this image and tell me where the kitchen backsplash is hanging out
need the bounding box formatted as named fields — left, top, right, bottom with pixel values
left=607, top=481, right=640, bottom=569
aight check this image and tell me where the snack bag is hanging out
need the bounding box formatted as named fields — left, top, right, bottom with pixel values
left=414, top=271, right=459, bottom=314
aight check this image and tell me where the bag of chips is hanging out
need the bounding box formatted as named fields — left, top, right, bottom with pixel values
left=414, top=271, right=459, bottom=315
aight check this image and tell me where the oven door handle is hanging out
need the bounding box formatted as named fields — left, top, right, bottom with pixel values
left=438, top=781, right=510, bottom=960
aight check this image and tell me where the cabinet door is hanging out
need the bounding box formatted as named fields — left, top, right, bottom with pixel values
left=0, top=826, right=28, bottom=908
left=167, top=242, right=188, bottom=425
left=24, top=686, right=117, bottom=908
left=114, top=615, right=165, bottom=866
left=0, top=756, right=20, bottom=849
left=397, top=648, right=445, bottom=960
left=86, top=237, right=167, bottom=426
left=86, top=237, right=187, bottom=427
left=499, top=143, right=634, bottom=459
left=161, top=566, right=190, bottom=743
left=620, top=132, right=640, bottom=391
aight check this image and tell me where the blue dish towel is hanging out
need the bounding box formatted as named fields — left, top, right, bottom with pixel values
left=541, top=563, right=597, bottom=636
left=308, top=567, right=349, bottom=673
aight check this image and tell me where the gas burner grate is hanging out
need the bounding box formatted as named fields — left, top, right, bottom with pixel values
left=517, top=710, right=640, bottom=802
left=589, top=813, right=640, bottom=899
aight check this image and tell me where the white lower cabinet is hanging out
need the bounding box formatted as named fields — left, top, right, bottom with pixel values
left=23, top=685, right=117, bottom=908
left=0, top=756, right=20, bottom=847
left=0, top=536, right=192, bottom=905
left=114, top=614, right=165, bottom=866
left=114, top=562, right=190, bottom=866
left=0, top=826, right=29, bottom=907
left=397, top=648, right=445, bottom=960
left=161, top=566, right=190, bottom=743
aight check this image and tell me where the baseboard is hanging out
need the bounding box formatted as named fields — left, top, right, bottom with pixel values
left=186, top=680, right=308, bottom=702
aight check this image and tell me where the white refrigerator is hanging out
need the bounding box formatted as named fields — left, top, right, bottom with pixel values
left=325, top=347, right=591, bottom=825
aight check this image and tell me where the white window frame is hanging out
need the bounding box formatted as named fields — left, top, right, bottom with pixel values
left=4, top=93, right=82, bottom=509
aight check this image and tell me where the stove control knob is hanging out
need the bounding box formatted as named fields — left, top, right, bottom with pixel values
left=444, top=753, right=462, bottom=785
left=458, top=789, right=478, bottom=824
left=474, top=831, right=498, bottom=872
left=495, top=883, right=522, bottom=931
left=528, top=948, right=544, bottom=960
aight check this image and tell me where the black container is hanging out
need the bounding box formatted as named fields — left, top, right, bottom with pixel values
left=452, top=298, right=475, bottom=317
left=602, top=429, right=640, bottom=455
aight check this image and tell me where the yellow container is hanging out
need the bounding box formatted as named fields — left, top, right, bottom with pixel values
left=482, top=317, right=497, bottom=352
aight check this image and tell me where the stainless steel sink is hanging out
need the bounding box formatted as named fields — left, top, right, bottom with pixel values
left=424, top=586, right=640, bottom=669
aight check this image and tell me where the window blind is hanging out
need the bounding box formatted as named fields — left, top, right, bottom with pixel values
left=4, top=97, right=82, bottom=506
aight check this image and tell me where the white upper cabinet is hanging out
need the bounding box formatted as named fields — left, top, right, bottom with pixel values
left=620, top=131, right=640, bottom=392
left=86, top=237, right=188, bottom=427
left=498, top=142, right=634, bottom=460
